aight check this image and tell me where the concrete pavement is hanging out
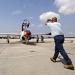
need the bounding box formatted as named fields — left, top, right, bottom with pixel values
left=0, top=39, right=75, bottom=75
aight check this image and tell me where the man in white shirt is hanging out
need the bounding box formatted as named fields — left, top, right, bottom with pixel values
left=46, top=17, right=74, bottom=70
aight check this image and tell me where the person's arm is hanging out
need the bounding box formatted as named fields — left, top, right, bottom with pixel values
left=42, top=32, right=51, bottom=35
left=46, top=32, right=51, bottom=35
left=45, top=19, right=52, bottom=25
left=45, top=22, right=52, bottom=35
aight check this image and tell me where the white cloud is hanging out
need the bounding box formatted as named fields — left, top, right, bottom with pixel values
left=55, top=0, right=75, bottom=15
left=39, top=11, right=60, bottom=24
left=12, top=10, right=23, bottom=15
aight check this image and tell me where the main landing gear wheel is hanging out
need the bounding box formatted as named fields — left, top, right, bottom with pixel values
left=36, top=35, right=39, bottom=43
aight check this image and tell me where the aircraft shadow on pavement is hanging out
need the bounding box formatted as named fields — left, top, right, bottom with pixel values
left=0, top=41, right=36, bottom=46
left=22, top=42, right=36, bottom=45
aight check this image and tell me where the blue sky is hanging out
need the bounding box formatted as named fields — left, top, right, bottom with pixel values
left=0, top=0, right=75, bottom=36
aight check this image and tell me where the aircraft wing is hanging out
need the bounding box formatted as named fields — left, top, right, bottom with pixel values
left=0, top=33, right=20, bottom=43
left=0, top=32, right=51, bottom=44
left=31, top=32, right=51, bottom=38
left=0, top=33, right=20, bottom=39
left=31, top=32, right=51, bottom=43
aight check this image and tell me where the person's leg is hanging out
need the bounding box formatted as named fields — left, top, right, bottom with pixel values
left=56, top=35, right=72, bottom=64
left=58, top=43, right=74, bottom=70
left=50, top=36, right=59, bottom=62
left=58, top=43, right=72, bottom=64
left=53, top=44, right=59, bottom=60
left=55, top=35, right=74, bottom=70
left=50, top=45, right=59, bottom=62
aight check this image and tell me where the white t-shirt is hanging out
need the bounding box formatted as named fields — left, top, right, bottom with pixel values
left=47, top=22, right=64, bottom=37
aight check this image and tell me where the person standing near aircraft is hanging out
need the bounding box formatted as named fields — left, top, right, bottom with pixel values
left=20, top=19, right=31, bottom=43
left=22, top=19, right=30, bottom=31
left=40, top=12, right=74, bottom=70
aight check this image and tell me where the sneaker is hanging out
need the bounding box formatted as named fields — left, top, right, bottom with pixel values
left=50, top=57, right=56, bottom=62
left=64, top=64, right=74, bottom=70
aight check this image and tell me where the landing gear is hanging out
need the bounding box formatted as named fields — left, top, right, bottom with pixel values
left=7, top=35, right=9, bottom=43
left=36, top=35, right=39, bottom=43
left=21, top=36, right=29, bottom=44
left=41, top=35, right=44, bottom=43
left=25, top=37, right=29, bottom=44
